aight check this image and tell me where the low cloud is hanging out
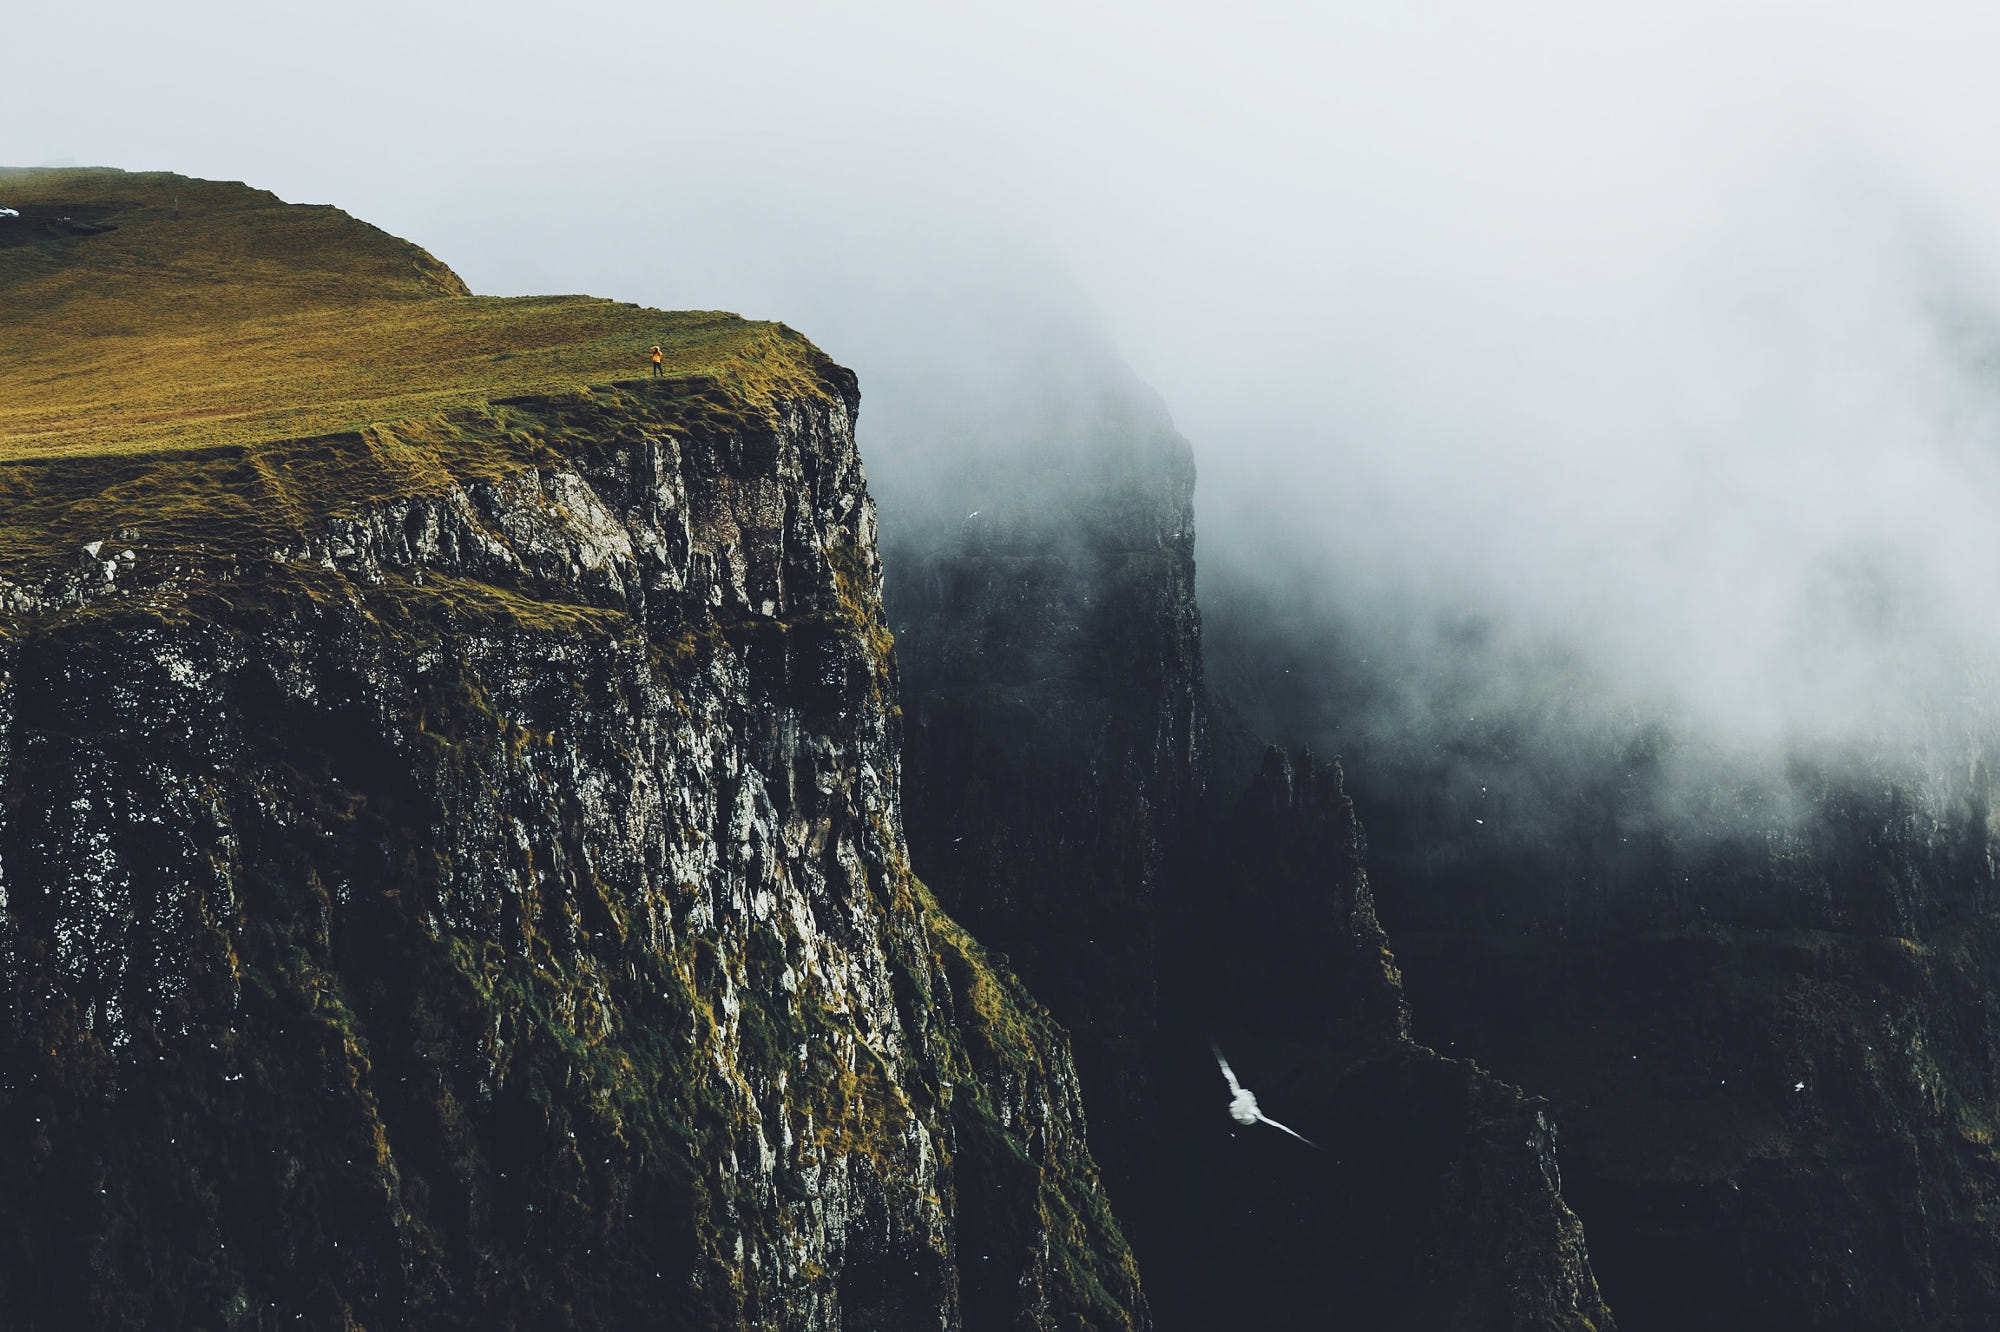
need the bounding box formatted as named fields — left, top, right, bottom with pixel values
left=16, top=2, right=2000, bottom=808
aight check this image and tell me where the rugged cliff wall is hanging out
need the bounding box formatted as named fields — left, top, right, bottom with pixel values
left=1205, top=571, right=2000, bottom=1330
left=883, top=378, right=1615, bottom=1330
left=1158, top=746, right=1612, bottom=1330
left=0, top=171, right=1145, bottom=1332
left=1381, top=764, right=2000, bottom=1332
left=890, top=383, right=1204, bottom=1185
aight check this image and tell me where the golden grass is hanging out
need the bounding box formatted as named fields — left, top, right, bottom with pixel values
left=0, top=167, right=830, bottom=462
left=0, top=167, right=847, bottom=584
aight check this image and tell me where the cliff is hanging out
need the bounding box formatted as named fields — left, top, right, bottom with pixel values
left=1155, top=745, right=1611, bottom=1330
left=1205, top=570, right=2000, bottom=1330
left=890, top=378, right=1204, bottom=1187
left=882, top=370, right=1614, bottom=1329
left=0, top=169, right=1144, bottom=1330
left=1381, top=757, right=2000, bottom=1331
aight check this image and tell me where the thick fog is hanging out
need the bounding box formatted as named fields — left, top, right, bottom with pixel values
left=15, top=2, right=2000, bottom=786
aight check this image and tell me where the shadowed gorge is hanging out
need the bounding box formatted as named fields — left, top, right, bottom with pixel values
left=1200, top=564, right=2000, bottom=1330
left=882, top=369, right=1615, bottom=1330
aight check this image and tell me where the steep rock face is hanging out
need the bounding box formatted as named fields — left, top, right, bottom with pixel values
left=1377, top=764, right=2000, bottom=1332
left=891, top=396, right=1204, bottom=1173
left=0, top=377, right=1144, bottom=1331
left=884, top=387, right=1614, bottom=1329
left=1202, top=574, right=2000, bottom=1328
left=1158, top=747, right=1611, bottom=1331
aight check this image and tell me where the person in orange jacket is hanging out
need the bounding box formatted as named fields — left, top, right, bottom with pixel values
left=648, top=344, right=664, bottom=378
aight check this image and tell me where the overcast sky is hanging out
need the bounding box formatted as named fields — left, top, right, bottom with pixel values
left=14, top=2, right=2000, bottom=752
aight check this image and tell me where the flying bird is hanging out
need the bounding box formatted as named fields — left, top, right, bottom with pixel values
left=1212, top=1044, right=1319, bottom=1148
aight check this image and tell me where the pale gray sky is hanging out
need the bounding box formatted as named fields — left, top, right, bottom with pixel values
left=14, top=2, right=2000, bottom=750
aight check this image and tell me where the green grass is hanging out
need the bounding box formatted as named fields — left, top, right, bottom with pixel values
left=0, top=167, right=847, bottom=584
left=0, top=167, right=833, bottom=460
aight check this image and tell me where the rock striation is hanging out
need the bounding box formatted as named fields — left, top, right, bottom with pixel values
left=0, top=227, right=1145, bottom=1327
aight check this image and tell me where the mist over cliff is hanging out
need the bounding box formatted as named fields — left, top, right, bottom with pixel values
left=22, top=5, right=1998, bottom=797
left=392, top=145, right=2000, bottom=859
left=22, top=20, right=2000, bottom=1122
left=23, top=7, right=2000, bottom=1327
left=249, top=6, right=2000, bottom=813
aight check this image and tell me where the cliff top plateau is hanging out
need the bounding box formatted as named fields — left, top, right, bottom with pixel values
left=0, top=167, right=840, bottom=581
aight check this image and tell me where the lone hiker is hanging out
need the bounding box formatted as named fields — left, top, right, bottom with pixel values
left=649, top=344, right=664, bottom=378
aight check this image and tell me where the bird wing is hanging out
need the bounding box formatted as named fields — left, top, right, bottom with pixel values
left=1255, top=1112, right=1321, bottom=1149
left=1211, top=1042, right=1243, bottom=1095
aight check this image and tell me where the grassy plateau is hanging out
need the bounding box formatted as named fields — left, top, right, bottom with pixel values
left=0, top=167, right=836, bottom=581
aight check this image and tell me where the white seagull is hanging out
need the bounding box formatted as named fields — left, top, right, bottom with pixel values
left=1212, top=1043, right=1319, bottom=1148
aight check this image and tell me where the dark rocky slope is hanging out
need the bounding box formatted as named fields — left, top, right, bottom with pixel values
left=1205, top=572, right=2000, bottom=1330
left=890, top=386, right=1203, bottom=1184
left=884, top=380, right=1614, bottom=1330
left=0, top=175, right=1145, bottom=1332
left=1379, top=762, right=2000, bottom=1332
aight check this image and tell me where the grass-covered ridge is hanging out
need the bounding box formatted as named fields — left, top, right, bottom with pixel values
left=0, top=167, right=834, bottom=462
left=0, top=167, right=849, bottom=585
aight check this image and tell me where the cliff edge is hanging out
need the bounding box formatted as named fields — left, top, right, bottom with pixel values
left=0, top=169, right=1144, bottom=1331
